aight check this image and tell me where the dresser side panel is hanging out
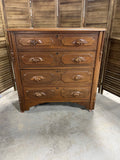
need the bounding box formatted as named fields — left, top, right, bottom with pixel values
left=8, top=31, right=25, bottom=112
left=89, top=31, right=105, bottom=110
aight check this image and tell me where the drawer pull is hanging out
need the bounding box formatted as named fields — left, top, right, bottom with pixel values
left=73, top=56, right=85, bottom=63
left=31, top=76, right=45, bottom=82
left=73, top=39, right=87, bottom=46
left=29, top=57, right=44, bottom=63
left=34, top=92, right=46, bottom=97
left=71, top=91, right=81, bottom=97
left=30, top=39, right=42, bottom=46
left=73, top=75, right=82, bottom=80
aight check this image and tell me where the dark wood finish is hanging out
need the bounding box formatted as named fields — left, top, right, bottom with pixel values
left=7, top=28, right=105, bottom=112
left=19, top=51, right=96, bottom=68
left=8, top=31, right=25, bottom=111
left=89, top=31, right=105, bottom=110
left=16, top=33, right=58, bottom=51
left=58, top=33, right=98, bottom=50
left=21, top=69, right=93, bottom=86
left=61, top=52, right=95, bottom=66
left=19, top=52, right=56, bottom=67
left=16, top=32, right=98, bottom=51
left=24, top=86, right=90, bottom=104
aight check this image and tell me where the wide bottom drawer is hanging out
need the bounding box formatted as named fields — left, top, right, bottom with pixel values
left=24, top=87, right=91, bottom=101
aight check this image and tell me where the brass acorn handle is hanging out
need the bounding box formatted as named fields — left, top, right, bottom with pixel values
left=29, top=57, right=44, bottom=63
left=30, top=39, right=42, bottom=46
left=71, top=91, right=81, bottom=97
left=34, top=92, right=46, bottom=97
left=31, top=76, right=45, bottom=82
left=73, top=75, right=82, bottom=80
left=73, top=39, right=87, bottom=46
left=73, top=56, right=85, bottom=63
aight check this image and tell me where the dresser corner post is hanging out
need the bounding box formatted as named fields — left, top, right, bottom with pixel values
left=89, top=100, right=95, bottom=111
left=19, top=97, right=31, bottom=112
left=18, top=95, right=25, bottom=112
left=76, top=102, right=90, bottom=110
left=89, top=31, right=105, bottom=110
left=9, top=31, right=26, bottom=112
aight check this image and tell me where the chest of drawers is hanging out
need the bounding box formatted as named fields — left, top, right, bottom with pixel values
left=7, top=28, right=105, bottom=112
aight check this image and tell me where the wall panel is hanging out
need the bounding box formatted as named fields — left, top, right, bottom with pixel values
left=111, top=0, right=120, bottom=37
left=3, top=0, right=31, bottom=28
left=101, top=0, right=120, bottom=97
left=85, top=0, right=110, bottom=28
left=32, top=0, right=57, bottom=28
left=0, top=1, right=14, bottom=93
left=59, top=0, right=82, bottom=27
left=103, top=39, right=120, bottom=96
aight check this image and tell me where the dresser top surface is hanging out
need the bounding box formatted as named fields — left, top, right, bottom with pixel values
left=7, top=28, right=106, bottom=32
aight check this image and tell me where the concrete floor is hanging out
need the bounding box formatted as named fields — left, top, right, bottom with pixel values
left=0, top=88, right=120, bottom=160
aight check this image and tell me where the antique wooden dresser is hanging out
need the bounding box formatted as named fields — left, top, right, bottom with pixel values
left=7, top=28, right=105, bottom=112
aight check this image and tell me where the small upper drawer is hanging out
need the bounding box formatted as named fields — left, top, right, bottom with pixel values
left=16, top=33, right=58, bottom=51
left=19, top=52, right=57, bottom=67
left=61, top=52, right=95, bottom=66
left=58, top=33, right=98, bottom=50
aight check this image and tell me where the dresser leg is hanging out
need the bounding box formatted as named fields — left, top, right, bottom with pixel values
left=76, top=102, right=90, bottom=110
left=76, top=101, right=95, bottom=111
left=89, top=101, right=95, bottom=110
left=19, top=99, right=30, bottom=112
left=20, top=106, right=30, bottom=112
left=18, top=96, right=25, bottom=112
left=19, top=105, right=25, bottom=112
left=20, top=108, right=25, bottom=112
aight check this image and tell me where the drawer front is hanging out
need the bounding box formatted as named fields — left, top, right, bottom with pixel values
left=25, top=88, right=56, bottom=100
left=61, top=88, right=90, bottom=99
left=16, top=33, right=58, bottom=51
left=61, top=52, right=95, bottom=66
left=61, top=70, right=92, bottom=83
left=24, top=87, right=90, bottom=101
left=21, top=70, right=59, bottom=86
left=19, top=52, right=57, bottom=67
left=21, top=69, right=93, bottom=86
left=58, top=33, right=98, bottom=50
left=16, top=33, right=98, bottom=51
left=19, top=51, right=95, bottom=68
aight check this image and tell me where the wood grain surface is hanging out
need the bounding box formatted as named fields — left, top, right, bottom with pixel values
left=7, top=29, right=105, bottom=111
